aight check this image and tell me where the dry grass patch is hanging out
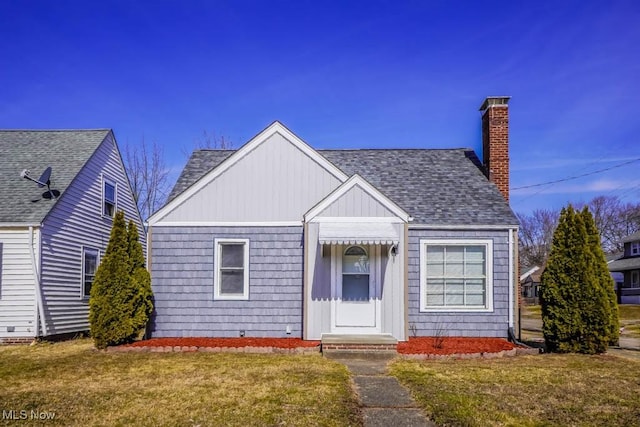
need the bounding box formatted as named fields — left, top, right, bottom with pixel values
left=0, top=339, right=361, bottom=426
left=390, top=353, right=640, bottom=426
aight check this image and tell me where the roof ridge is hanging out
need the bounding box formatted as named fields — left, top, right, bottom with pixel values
left=0, top=129, right=111, bottom=132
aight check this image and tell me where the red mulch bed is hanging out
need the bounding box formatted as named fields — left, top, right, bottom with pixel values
left=397, top=337, right=519, bottom=355
left=124, top=337, right=320, bottom=349
left=120, top=337, right=520, bottom=355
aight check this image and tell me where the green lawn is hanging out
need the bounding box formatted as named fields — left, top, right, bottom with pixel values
left=0, top=339, right=361, bottom=426
left=391, top=354, right=640, bottom=427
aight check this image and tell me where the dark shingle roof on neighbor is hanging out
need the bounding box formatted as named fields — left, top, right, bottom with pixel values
left=608, top=256, right=640, bottom=272
left=0, top=129, right=110, bottom=223
left=169, top=147, right=518, bottom=226
left=622, top=231, right=640, bottom=243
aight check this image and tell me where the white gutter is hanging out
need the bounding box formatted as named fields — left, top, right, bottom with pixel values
left=508, top=229, right=514, bottom=328
left=409, top=224, right=519, bottom=231
left=28, top=226, right=47, bottom=336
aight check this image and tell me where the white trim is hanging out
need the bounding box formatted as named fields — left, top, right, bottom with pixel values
left=152, top=221, right=303, bottom=228
left=214, top=238, right=250, bottom=301
left=519, top=265, right=540, bottom=282
left=148, top=121, right=349, bottom=225
left=305, top=174, right=410, bottom=222
left=309, top=217, right=405, bottom=224
left=28, top=226, right=47, bottom=336
left=631, top=242, right=640, bottom=256
left=0, top=223, right=39, bottom=228
left=102, top=175, right=117, bottom=219
left=410, top=224, right=518, bottom=231
left=81, top=246, right=100, bottom=300
left=419, top=238, right=494, bottom=313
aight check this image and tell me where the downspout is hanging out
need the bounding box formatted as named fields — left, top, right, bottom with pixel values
left=508, top=229, right=514, bottom=329
left=29, top=226, right=47, bottom=337
left=507, top=228, right=526, bottom=346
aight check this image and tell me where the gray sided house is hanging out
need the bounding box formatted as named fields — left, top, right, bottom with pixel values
left=148, top=97, right=519, bottom=342
left=0, top=130, right=144, bottom=343
left=609, top=230, right=640, bottom=304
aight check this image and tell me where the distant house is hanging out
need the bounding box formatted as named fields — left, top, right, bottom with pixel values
left=609, top=231, right=640, bottom=304
left=147, top=97, right=520, bottom=344
left=520, top=266, right=541, bottom=305
left=0, top=130, right=144, bottom=343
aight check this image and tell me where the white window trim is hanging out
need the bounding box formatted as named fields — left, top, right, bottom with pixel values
left=419, top=238, right=494, bottom=313
left=214, top=238, right=250, bottom=301
left=102, top=176, right=117, bottom=219
left=81, top=246, right=100, bottom=300
left=631, top=242, right=640, bottom=256
left=631, top=270, right=640, bottom=288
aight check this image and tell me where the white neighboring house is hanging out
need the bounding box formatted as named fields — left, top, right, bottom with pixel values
left=0, top=130, right=144, bottom=343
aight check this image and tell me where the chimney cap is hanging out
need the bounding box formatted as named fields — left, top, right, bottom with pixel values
left=479, top=96, right=511, bottom=111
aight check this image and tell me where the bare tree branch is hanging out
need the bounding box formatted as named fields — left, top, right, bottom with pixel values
left=123, top=137, right=170, bottom=221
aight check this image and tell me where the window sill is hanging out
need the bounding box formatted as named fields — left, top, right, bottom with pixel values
left=420, top=306, right=494, bottom=313
left=214, top=295, right=249, bottom=301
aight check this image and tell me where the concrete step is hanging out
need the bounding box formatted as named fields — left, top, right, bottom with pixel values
left=321, top=334, right=398, bottom=358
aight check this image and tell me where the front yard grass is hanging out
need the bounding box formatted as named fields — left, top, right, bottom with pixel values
left=390, top=354, right=640, bottom=426
left=0, top=339, right=361, bottom=426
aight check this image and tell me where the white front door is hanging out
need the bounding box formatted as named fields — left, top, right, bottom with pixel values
left=331, top=245, right=381, bottom=333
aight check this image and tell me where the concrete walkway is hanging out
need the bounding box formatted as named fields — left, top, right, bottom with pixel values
left=332, top=356, right=435, bottom=427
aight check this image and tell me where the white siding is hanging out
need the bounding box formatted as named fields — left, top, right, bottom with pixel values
left=0, top=227, right=37, bottom=339
left=39, top=133, right=145, bottom=336
left=318, top=184, right=396, bottom=218
left=161, top=133, right=343, bottom=223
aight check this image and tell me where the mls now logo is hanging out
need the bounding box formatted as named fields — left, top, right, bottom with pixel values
left=2, top=410, right=56, bottom=420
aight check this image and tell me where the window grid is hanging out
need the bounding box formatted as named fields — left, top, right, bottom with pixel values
left=103, top=179, right=116, bottom=218
left=214, top=239, right=249, bottom=300
left=82, top=248, right=99, bottom=298
left=631, top=242, right=640, bottom=256
left=419, top=239, right=493, bottom=313
left=425, top=245, right=486, bottom=307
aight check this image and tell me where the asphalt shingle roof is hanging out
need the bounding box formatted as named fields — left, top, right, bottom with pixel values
left=608, top=256, right=640, bottom=272
left=169, top=145, right=518, bottom=226
left=622, top=231, right=640, bottom=243
left=0, top=129, right=110, bottom=223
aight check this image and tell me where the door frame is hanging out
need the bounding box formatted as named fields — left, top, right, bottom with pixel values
left=330, top=244, right=382, bottom=334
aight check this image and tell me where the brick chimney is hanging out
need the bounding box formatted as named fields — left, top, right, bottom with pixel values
left=480, top=96, right=510, bottom=201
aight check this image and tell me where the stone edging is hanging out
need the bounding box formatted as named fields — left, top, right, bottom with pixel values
left=398, top=347, right=540, bottom=360
left=105, top=345, right=321, bottom=354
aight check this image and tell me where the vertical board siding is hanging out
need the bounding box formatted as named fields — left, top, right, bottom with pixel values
left=151, top=226, right=304, bottom=337
left=318, top=184, right=396, bottom=217
left=407, top=229, right=510, bottom=338
left=161, top=133, right=342, bottom=223
left=0, top=228, right=36, bottom=339
left=39, top=134, right=145, bottom=336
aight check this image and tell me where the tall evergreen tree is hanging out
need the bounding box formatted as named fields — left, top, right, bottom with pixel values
left=89, top=211, right=135, bottom=349
left=89, top=212, right=154, bottom=349
left=540, top=205, right=612, bottom=354
left=581, top=207, right=619, bottom=345
left=127, top=220, right=154, bottom=336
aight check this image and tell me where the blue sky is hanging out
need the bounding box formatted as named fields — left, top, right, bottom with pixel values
left=1, top=0, right=639, bottom=214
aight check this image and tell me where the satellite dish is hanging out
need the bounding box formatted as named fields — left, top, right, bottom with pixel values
left=20, top=166, right=57, bottom=200
left=37, top=167, right=51, bottom=188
